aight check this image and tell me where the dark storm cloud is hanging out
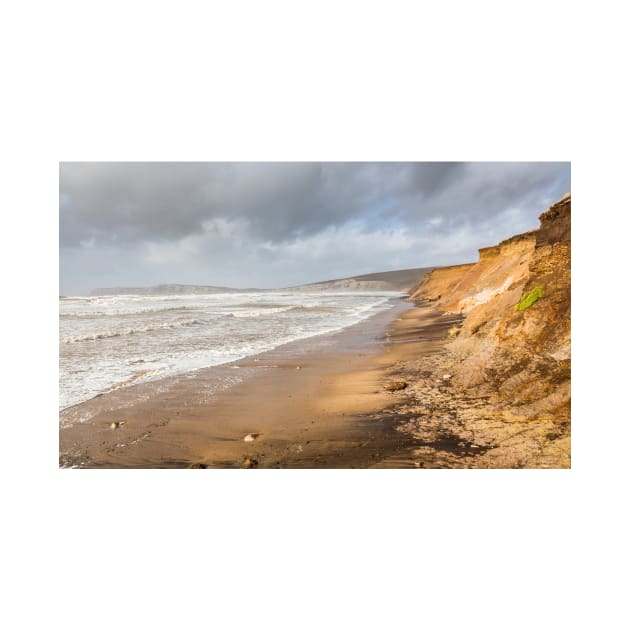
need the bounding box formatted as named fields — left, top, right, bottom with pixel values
left=60, top=162, right=225, bottom=246
left=386, top=162, right=570, bottom=227
left=61, top=162, right=409, bottom=245
left=59, top=162, right=570, bottom=294
left=60, top=162, right=569, bottom=247
left=404, top=161, right=467, bottom=196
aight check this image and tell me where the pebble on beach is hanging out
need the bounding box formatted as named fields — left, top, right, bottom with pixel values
left=385, top=381, right=408, bottom=392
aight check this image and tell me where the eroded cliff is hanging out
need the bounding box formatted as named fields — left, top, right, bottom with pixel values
left=386, top=194, right=571, bottom=468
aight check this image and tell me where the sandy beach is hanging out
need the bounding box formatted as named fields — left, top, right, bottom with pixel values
left=59, top=299, right=460, bottom=468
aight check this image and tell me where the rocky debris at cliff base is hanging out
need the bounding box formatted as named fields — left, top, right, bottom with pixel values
left=385, top=381, right=408, bottom=392
left=382, top=348, right=570, bottom=469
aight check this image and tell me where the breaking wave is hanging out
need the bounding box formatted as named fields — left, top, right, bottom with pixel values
left=59, top=291, right=401, bottom=414
left=61, top=318, right=207, bottom=343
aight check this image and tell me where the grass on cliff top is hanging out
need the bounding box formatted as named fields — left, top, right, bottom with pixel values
left=515, top=286, right=544, bottom=311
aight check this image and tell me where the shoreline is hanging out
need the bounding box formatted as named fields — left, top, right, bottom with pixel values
left=60, top=295, right=569, bottom=468
left=60, top=299, right=424, bottom=468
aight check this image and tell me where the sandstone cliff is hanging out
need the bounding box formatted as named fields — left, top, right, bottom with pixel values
left=390, top=194, right=571, bottom=467
left=416, top=193, right=570, bottom=411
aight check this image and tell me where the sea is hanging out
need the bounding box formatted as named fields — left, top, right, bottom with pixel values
left=59, top=291, right=402, bottom=412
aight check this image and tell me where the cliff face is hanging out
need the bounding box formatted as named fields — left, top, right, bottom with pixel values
left=415, top=194, right=570, bottom=416
left=410, top=231, right=537, bottom=317
left=399, top=194, right=571, bottom=467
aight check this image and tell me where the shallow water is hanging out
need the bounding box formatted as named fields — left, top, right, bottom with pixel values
left=59, top=291, right=401, bottom=411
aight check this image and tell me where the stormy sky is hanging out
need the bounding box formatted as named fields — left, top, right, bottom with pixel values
left=59, top=162, right=570, bottom=295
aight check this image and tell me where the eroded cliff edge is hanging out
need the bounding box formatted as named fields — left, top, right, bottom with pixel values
left=382, top=193, right=570, bottom=468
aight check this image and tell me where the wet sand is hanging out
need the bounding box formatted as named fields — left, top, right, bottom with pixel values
left=59, top=300, right=458, bottom=468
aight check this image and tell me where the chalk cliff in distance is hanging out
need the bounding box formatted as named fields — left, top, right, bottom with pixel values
left=90, top=267, right=434, bottom=296
left=286, top=267, right=434, bottom=292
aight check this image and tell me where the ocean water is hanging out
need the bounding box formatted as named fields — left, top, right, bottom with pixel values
left=59, top=291, right=401, bottom=411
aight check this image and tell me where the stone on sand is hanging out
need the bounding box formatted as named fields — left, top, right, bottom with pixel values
left=385, top=381, right=408, bottom=392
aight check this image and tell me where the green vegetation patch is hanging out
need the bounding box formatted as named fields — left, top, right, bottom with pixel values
left=515, top=286, right=544, bottom=311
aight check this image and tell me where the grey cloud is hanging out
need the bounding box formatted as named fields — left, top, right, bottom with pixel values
left=60, top=162, right=403, bottom=246
left=404, top=162, right=467, bottom=197
left=387, top=162, right=569, bottom=228
left=60, top=162, right=222, bottom=246
left=60, top=162, right=569, bottom=247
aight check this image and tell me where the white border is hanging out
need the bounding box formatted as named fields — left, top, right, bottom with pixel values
left=5, top=1, right=624, bottom=628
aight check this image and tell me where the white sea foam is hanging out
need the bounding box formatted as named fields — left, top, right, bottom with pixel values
left=60, top=317, right=207, bottom=343
left=59, top=291, right=401, bottom=416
